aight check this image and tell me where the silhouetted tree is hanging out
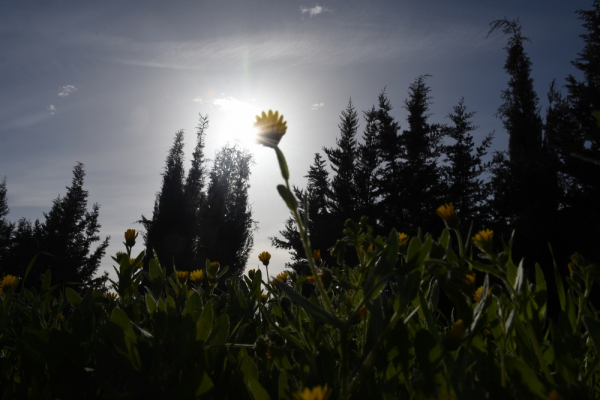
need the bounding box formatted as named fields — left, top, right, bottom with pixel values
left=196, top=144, right=254, bottom=282
left=355, top=106, right=381, bottom=226
left=324, top=99, right=359, bottom=220
left=488, top=18, right=560, bottom=266
left=397, top=76, right=443, bottom=233
left=141, top=130, right=187, bottom=274
left=2, top=163, right=109, bottom=287
left=442, top=98, right=494, bottom=227
left=0, top=177, right=13, bottom=270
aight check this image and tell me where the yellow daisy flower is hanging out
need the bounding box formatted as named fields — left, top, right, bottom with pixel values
left=258, top=251, right=271, bottom=266
left=276, top=272, right=289, bottom=281
left=190, top=270, right=205, bottom=282
left=398, top=232, right=409, bottom=247
left=292, top=385, right=332, bottom=400
left=254, top=110, right=288, bottom=148
left=313, top=249, right=321, bottom=262
left=124, top=229, right=138, bottom=247
left=448, top=319, right=465, bottom=342
left=176, top=271, right=189, bottom=279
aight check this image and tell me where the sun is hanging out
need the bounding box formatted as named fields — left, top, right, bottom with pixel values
left=212, top=97, right=261, bottom=148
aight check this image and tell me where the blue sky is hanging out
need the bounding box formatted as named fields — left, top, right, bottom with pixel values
left=0, top=0, right=591, bottom=280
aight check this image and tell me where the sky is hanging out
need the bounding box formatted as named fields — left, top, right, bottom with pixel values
left=0, top=0, right=592, bottom=281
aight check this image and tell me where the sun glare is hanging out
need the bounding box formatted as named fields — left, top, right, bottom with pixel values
left=212, top=97, right=260, bottom=148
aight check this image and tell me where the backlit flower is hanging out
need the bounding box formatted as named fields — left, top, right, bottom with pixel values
left=190, top=270, right=204, bottom=282
left=254, top=110, right=288, bottom=148
left=276, top=272, right=289, bottom=281
left=567, top=261, right=575, bottom=275
left=177, top=271, right=189, bottom=279
left=258, top=251, right=271, bottom=266
left=115, top=251, right=126, bottom=263
left=248, top=269, right=256, bottom=279
left=129, top=258, right=143, bottom=269
left=313, top=249, right=321, bottom=262
left=306, top=276, right=316, bottom=283
left=473, top=286, right=491, bottom=304
left=436, top=203, right=459, bottom=229
left=292, top=385, right=332, bottom=400
left=472, top=229, right=493, bottom=250
left=398, top=232, right=409, bottom=247
left=124, top=229, right=138, bottom=247
left=261, top=294, right=269, bottom=302
left=0, top=274, right=19, bottom=289
left=105, top=292, right=118, bottom=302
left=448, top=319, right=465, bottom=342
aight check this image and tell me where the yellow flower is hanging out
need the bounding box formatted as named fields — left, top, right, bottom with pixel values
left=115, top=251, right=126, bottom=263
left=190, top=270, right=205, bottom=282
left=449, top=319, right=465, bottom=342
left=177, top=271, right=189, bottom=279
left=124, top=229, right=138, bottom=247
left=398, top=232, right=409, bottom=247
left=313, top=249, right=321, bottom=262
left=248, top=269, right=256, bottom=279
left=129, top=258, right=143, bottom=269
left=276, top=272, right=289, bottom=281
left=464, top=272, right=476, bottom=288
left=368, top=243, right=374, bottom=252
left=0, top=274, right=19, bottom=289
left=254, top=110, right=288, bottom=148
left=567, top=261, right=575, bottom=275
left=436, top=203, right=459, bottom=229
left=292, top=385, right=332, bottom=400
left=471, top=229, right=493, bottom=251
left=261, top=294, right=269, bottom=302
left=472, top=286, right=491, bottom=304
left=258, top=251, right=271, bottom=266
left=306, top=276, right=316, bottom=283
left=105, top=292, right=118, bottom=302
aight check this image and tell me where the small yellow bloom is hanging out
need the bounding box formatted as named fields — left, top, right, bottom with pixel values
left=177, top=271, right=189, bottom=279
left=0, top=274, right=19, bottom=289
left=129, top=258, right=143, bottom=269
left=567, top=261, right=575, bottom=275
left=368, top=244, right=374, bottom=252
left=436, top=203, right=455, bottom=220
left=472, top=286, right=491, bottom=304
left=306, top=276, right=316, bottom=283
left=398, top=232, right=409, bottom=247
left=248, top=269, right=256, bottom=279
left=313, top=249, right=321, bottom=262
left=276, top=272, right=289, bottom=281
left=254, top=110, right=288, bottom=148
left=548, top=390, right=564, bottom=400
left=189, top=270, right=205, bottom=282
left=258, top=251, right=271, bottom=266
left=464, top=272, right=476, bottom=288
left=292, top=385, right=332, bottom=400
left=472, top=229, right=493, bottom=249
left=261, top=294, right=269, bottom=302
left=448, top=319, right=465, bottom=342
left=124, top=229, right=138, bottom=247
left=115, top=251, right=126, bottom=263
left=105, top=292, right=118, bottom=302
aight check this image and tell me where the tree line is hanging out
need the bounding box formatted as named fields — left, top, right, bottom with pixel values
left=272, top=9, right=600, bottom=282
left=1, top=3, right=599, bottom=290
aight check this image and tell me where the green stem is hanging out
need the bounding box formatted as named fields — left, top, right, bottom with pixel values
left=525, top=319, right=554, bottom=385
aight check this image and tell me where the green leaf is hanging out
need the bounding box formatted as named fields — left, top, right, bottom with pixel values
left=206, top=313, right=229, bottom=346
left=504, top=356, right=546, bottom=399
left=247, top=377, right=271, bottom=400
left=66, top=287, right=82, bottom=308
left=277, top=184, right=298, bottom=210
left=146, top=293, right=157, bottom=314
left=196, top=301, right=214, bottom=342
left=183, top=292, right=203, bottom=321
left=583, top=316, right=600, bottom=352
left=107, top=308, right=141, bottom=371
left=278, top=370, right=290, bottom=400
left=418, top=289, right=440, bottom=345
left=549, top=244, right=566, bottom=311
left=274, top=279, right=341, bottom=328
left=41, top=270, right=51, bottom=293
left=275, top=146, right=290, bottom=181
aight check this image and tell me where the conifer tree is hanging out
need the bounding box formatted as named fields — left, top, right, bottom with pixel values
left=488, top=19, right=560, bottom=264
left=397, top=76, right=443, bottom=233
left=0, top=177, right=13, bottom=270
left=442, top=98, right=494, bottom=227
left=196, top=144, right=254, bottom=282
left=323, top=99, right=359, bottom=220
left=9, top=163, right=110, bottom=287
left=141, top=130, right=187, bottom=274
left=354, top=107, right=381, bottom=226
left=271, top=153, right=336, bottom=274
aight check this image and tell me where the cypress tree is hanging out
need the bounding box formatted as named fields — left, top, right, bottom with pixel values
left=323, top=99, right=359, bottom=220
left=442, top=98, right=494, bottom=227
left=0, top=177, right=13, bottom=270
left=197, top=144, right=254, bottom=282
left=355, top=106, right=381, bottom=227
left=141, top=130, right=187, bottom=274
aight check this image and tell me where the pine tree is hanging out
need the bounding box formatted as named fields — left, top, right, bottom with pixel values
left=442, top=98, right=494, bottom=227
left=0, top=178, right=14, bottom=271
left=197, top=144, right=254, bottom=282
left=271, top=153, right=336, bottom=275
left=397, top=76, right=443, bottom=233
left=323, top=99, right=359, bottom=220
left=14, top=163, right=110, bottom=287
left=354, top=106, right=381, bottom=226
left=373, top=89, right=403, bottom=232
left=141, top=130, right=187, bottom=274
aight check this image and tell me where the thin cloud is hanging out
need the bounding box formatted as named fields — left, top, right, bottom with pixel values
left=47, top=104, right=56, bottom=115
left=301, top=5, right=332, bottom=17
left=58, top=85, right=78, bottom=97
left=311, top=102, right=325, bottom=110
left=193, top=97, right=205, bottom=104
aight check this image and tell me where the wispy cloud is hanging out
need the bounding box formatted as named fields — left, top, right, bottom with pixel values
left=311, top=102, right=325, bottom=110
left=301, top=5, right=332, bottom=17
left=58, top=85, right=78, bottom=97
left=47, top=104, right=56, bottom=115
left=192, top=97, right=205, bottom=104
